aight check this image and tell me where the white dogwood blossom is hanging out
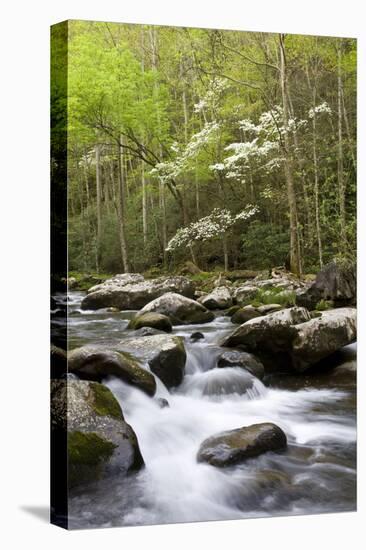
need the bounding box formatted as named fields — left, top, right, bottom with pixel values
left=309, top=102, right=332, bottom=119
left=151, top=121, right=220, bottom=182
left=166, top=206, right=259, bottom=252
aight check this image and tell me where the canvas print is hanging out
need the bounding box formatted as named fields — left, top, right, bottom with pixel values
left=51, top=20, right=357, bottom=529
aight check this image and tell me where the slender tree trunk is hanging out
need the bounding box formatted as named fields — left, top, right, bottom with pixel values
left=150, top=26, right=168, bottom=254
left=95, top=144, right=102, bottom=273
left=337, top=40, right=347, bottom=250
left=279, top=34, right=302, bottom=276
left=311, top=88, right=324, bottom=268
left=142, top=162, right=148, bottom=247
left=117, top=146, right=130, bottom=272
left=223, top=236, right=229, bottom=272
left=341, top=87, right=356, bottom=170
left=287, top=86, right=312, bottom=246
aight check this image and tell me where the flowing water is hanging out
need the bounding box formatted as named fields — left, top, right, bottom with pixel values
left=61, top=292, right=356, bottom=529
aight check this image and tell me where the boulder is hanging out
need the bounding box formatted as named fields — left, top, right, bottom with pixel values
left=68, top=345, right=156, bottom=396
left=296, top=261, right=356, bottom=309
left=51, top=379, right=144, bottom=488
left=117, top=334, right=186, bottom=388
left=233, top=285, right=258, bottom=305
left=231, top=306, right=262, bottom=324
left=257, top=304, right=283, bottom=315
left=291, top=308, right=357, bottom=371
left=222, top=307, right=311, bottom=352
left=198, top=287, right=232, bottom=310
left=81, top=274, right=195, bottom=311
left=197, top=423, right=287, bottom=467
left=128, top=312, right=172, bottom=333
left=138, top=292, right=214, bottom=325
left=190, top=331, right=205, bottom=342
left=51, top=344, right=67, bottom=378
left=217, top=350, right=265, bottom=379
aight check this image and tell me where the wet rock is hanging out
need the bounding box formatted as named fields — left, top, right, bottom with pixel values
left=128, top=312, right=173, bottom=333
left=81, top=274, right=195, bottom=311
left=181, top=367, right=256, bottom=396
left=222, top=307, right=311, bottom=352
left=198, top=286, right=232, bottom=310
left=197, top=422, right=287, bottom=467
left=157, top=397, right=170, bottom=408
left=296, top=261, right=356, bottom=309
left=51, top=379, right=144, bottom=488
left=233, top=285, right=258, bottom=305
left=138, top=292, right=214, bottom=325
left=226, top=305, right=241, bottom=317
left=217, top=350, right=265, bottom=379
left=231, top=306, right=261, bottom=324
left=190, top=331, right=205, bottom=341
left=51, top=344, right=67, bottom=378
left=117, top=334, right=186, bottom=388
left=132, top=327, right=166, bottom=337
left=257, top=304, right=283, bottom=315
left=291, top=308, right=357, bottom=371
left=68, top=345, right=156, bottom=396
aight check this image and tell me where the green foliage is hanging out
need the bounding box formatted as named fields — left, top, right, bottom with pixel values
left=62, top=22, right=356, bottom=276
left=254, top=288, right=296, bottom=307
left=241, top=222, right=290, bottom=270
left=315, top=299, right=334, bottom=311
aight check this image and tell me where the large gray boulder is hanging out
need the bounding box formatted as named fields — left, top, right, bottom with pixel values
left=128, top=312, right=172, bottom=333
left=138, top=292, right=214, bottom=325
left=51, top=380, right=144, bottom=488
left=81, top=274, right=195, bottom=311
left=222, top=307, right=311, bottom=352
left=231, top=306, right=262, bottom=324
left=291, top=308, right=357, bottom=371
left=296, top=261, right=356, bottom=309
left=68, top=345, right=156, bottom=396
left=117, top=334, right=187, bottom=388
left=198, top=287, right=232, bottom=310
left=197, top=423, right=287, bottom=467
left=233, top=285, right=258, bottom=305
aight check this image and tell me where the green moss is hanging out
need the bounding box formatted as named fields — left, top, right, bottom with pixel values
left=68, top=431, right=117, bottom=466
left=254, top=288, right=296, bottom=306
left=89, top=382, right=123, bottom=419
left=67, top=272, right=113, bottom=290
left=315, top=299, right=334, bottom=311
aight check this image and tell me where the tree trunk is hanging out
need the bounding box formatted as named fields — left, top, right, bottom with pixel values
left=95, top=143, right=102, bottom=273
left=337, top=40, right=347, bottom=250
left=142, top=162, right=148, bottom=247
left=279, top=34, right=302, bottom=276
left=223, top=235, right=229, bottom=272
left=311, top=88, right=324, bottom=268
left=117, top=147, right=130, bottom=272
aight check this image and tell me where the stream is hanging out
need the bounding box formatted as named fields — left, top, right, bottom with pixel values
left=62, top=291, right=356, bottom=529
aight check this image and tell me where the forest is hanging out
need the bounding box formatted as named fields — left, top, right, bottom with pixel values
left=50, top=21, right=357, bottom=529
left=56, top=21, right=356, bottom=277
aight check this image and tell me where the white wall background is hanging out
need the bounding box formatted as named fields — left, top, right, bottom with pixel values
left=0, top=0, right=365, bottom=548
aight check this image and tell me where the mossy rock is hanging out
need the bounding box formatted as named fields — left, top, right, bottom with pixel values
left=68, top=345, right=156, bottom=396
left=51, top=380, right=144, bottom=489
left=89, top=381, right=123, bottom=419
left=128, top=312, right=173, bottom=333
left=197, top=423, right=287, bottom=467
left=226, top=305, right=241, bottom=317
left=68, top=431, right=117, bottom=487
left=231, top=307, right=262, bottom=324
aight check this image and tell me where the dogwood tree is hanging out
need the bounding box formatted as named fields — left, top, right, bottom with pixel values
left=166, top=206, right=258, bottom=270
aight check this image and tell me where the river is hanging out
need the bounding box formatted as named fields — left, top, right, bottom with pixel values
left=60, top=291, right=356, bottom=529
